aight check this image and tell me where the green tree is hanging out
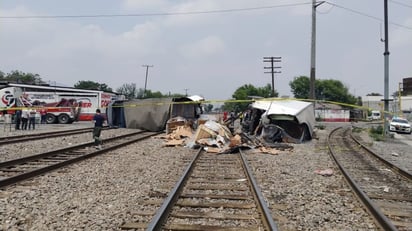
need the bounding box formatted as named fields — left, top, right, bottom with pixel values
left=289, top=76, right=310, bottom=99
left=289, top=76, right=357, bottom=105
left=116, top=83, right=138, bottom=99
left=0, top=70, right=43, bottom=84
left=223, top=84, right=276, bottom=112
left=74, top=80, right=113, bottom=92
left=204, top=104, right=214, bottom=113
left=366, top=92, right=382, bottom=96
left=98, top=83, right=113, bottom=92
left=144, top=90, right=163, bottom=98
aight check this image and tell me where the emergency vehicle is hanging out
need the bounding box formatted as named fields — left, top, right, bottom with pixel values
left=0, top=83, right=118, bottom=124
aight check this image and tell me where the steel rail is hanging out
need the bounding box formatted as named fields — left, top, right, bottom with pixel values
left=0, top=131, right=159, bottom=188
left=0, top=130, right=145, bottom=168
left=239, top=149, right=278, bottom=231
left=146, top=148, right=202, bottom=231
left=0, top=127, right=109, bottom=145
left=350, top=132, right=412, bottom=181
left=146, top=149, right=278, bottom=231
left=327, top=127, right=398, bottom=231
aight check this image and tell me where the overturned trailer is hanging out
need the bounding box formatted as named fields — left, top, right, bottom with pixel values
left=106, top=95, right=204, bottom=132
left=249, top=99, right=315, bottom=143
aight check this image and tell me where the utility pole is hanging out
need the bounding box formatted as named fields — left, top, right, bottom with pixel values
left=310, top=0, right=325, bottom=100
left=263, top=56, right=282, bottom=97
left=142, top=64, right=153, bottom=98
left=184, top=88, right=189, bottom=96
left=383, top=0, right=390, bottom=135
left=398, top=82, right=402, bottom=117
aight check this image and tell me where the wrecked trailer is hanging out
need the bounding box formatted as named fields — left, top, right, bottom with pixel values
left=250, top=99, right=315, bottom=143
left=166, top=95, right=204, bottom=133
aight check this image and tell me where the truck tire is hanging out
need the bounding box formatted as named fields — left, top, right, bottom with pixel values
left=46, top=114, right=57, bottom=124
left=58, top=114, right=70, bottom=124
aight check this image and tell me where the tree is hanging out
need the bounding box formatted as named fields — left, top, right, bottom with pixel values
left=289, top=76, right=310, bottom=99
left=74, top=80, right=113, bottom=92
left=222, top=84, right=276, bottom=112
left=366, top=92, right=382, bottom=96
left=144, top=90, right=163, bottom=98
left=98, top=83, right=113, bottom=92
left=116, top=83, right=138, bottom=99
left=204, top=104, right=214, bottom=113
left=0, top=70, right=43, bottom=84
left=289, top=76, right=357, bottom=105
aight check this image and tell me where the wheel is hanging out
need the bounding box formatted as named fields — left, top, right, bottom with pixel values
left=58, top=114, right=70, bottom=124
left=302, top=124, right=312, bottom=141
left=45, top=114, right=57, bottom=124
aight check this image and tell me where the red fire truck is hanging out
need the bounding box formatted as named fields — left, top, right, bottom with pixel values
left=0, top=83, right=117, bottom=124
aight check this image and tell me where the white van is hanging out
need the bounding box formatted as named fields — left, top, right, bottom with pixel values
left=369, top=110, right=381, bottom=120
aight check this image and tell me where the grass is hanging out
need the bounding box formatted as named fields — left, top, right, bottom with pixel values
left=369, top=125, right=384, bottom=141
left=315, top=124, right=325, bottom=130
left=368, top=125, right=394, bottom=141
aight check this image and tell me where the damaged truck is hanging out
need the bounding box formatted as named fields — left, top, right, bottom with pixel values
left=243, top=99, right=315, bottom=143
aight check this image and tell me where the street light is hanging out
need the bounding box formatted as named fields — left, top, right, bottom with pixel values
left=142, top=64, right=153, bottom=98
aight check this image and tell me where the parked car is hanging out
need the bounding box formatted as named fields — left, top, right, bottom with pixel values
left=389, top=117, right=411, bottom=134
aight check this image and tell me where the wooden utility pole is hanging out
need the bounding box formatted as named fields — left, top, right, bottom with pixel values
left=263, top=56, right=282, bottom=97
left=142, top=64, right=153, bottom=98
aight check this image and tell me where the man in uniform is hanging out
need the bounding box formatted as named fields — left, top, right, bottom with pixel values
left=92, top=109, right=105, bottom=149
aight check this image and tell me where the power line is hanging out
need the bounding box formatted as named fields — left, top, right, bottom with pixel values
left=325, top=1, right=412, bottom=30
left=390, top=0, right=412, bottom=8
left=0, top=2, right=311, bottom=19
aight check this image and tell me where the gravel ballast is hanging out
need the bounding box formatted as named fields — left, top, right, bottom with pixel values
left=0, top=121, right=411, bottom=230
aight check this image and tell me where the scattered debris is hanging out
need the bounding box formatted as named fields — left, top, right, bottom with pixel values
left=161, top=118, right=295, bottom=155
left=391, top=152, right=399, bottom=157
left=314, top=169, right=334, bottom=176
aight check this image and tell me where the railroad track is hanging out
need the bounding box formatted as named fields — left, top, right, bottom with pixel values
left=121, top=149, right=278, bottom=231
left=0, top=127, right=106, bottom=145
left=0, top=130, right=159, bottom=188
left=328, top=126, right=412, bottom=231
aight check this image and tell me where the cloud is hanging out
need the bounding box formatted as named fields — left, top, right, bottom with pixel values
left=179, top=36, right=225, bottom=58
left=391, top=17, right=412, bottom=47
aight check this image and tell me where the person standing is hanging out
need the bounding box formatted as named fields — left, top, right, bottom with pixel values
left=223, top=111, right=228, bottom=123
left=21, top=108, right=29, bottom=130
left=15, top=109, right=22, bottom=130
left=39, top=108, right=47, bottom=124
left=92, top=109, right=105, bottom=149
left=229, top=110, right=236, bottom=127
left=28, top=107, right=36, bottom=130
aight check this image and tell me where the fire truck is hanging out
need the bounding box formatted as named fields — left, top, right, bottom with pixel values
left=0, top=83, right=117, bottom=124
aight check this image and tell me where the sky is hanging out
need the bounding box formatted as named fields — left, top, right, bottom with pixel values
left=1, top=0, right=411, bottom=101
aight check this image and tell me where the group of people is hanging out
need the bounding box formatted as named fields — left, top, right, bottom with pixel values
left=15, top=107, right=47, bottom=130
left=223, top=110, right=251, bottom=127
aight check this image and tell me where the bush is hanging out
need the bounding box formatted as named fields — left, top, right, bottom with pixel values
left=369, top=125, right=383, bottom=141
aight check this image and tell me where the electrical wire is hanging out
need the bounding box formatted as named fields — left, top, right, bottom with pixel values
left=0, top=2, right=311, bottom=19
left=390, top=0, right=412, bottom=9
left=316, top=3, right=335, bottom=14
left=325, top=1, right=412, bottom=30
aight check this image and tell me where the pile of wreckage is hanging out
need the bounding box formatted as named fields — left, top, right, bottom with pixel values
left=160, top=118, right=293, bottom=154
left=158, top=99, right=316, bottom=154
